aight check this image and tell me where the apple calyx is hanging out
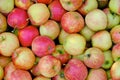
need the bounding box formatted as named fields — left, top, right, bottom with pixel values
left=0, top=36, right=6, bottom=42
left=57, top=50, right=64, bottom=54
left=86, top=53, right=91, bottom=58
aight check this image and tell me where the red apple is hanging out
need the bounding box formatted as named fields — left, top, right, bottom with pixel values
left=32, top=36, right=55, bottom=57
left=0, top=65, right=4, bottom=80
left=18, top=25, right=39, bottom=47
left=37, top=0, right=52, bottom=4
left=61, top=11, right=84, bottom=33
left=48, top=0, right=67, bottom=21
left=31, top=65, right=41, bottom=76
left=33, top=75, right=51, bottom=80
left=64, top=59, right=88, bottom=80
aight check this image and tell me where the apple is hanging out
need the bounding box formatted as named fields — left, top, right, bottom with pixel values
left=0, top=13, right=7, bottom=33
left=0, top=32, right=20, bottom=56
left=48, top=0, right=67, bottom=21
left=58, top=29, right=70, bottom=45
left=78, top=0, right=98, bottom=16
left=103, top=8, right=120, bottom=29
left=61, top=11, right=84, bottom=33
left=10, top=69, right=32, bottom=80
left=0, top=0, right=14, bottom=14
left=97, top=0, right=109, bottom=9
left=38, top=55, right=61, bottom=78
left=92, top=30, right=112, bottom=51
left=63, top=34, right=86, bottom=55
left=72, top=53, right=84, bottom=61
left=33, top=75, right=51, bottom=80
left=7, top=8, right=29, bottom=29
left=83, top=47, right=104, bottom=68
left=12, top=47, right=35, bottom=70
left=32, top=36, right=55, bottom=57
left=15, top=0, right=32, bottom=10
left=39, top=20, right=60, bottom=40
left=64, top=59, right=88, bottom=80
left=37, top=0, right=52, bottom=4
left=110, top=25, right=120, bottom=44
left=52, top=45, right=71, bottom=64
left=85, top=9, right=107, bottom=31
left=18, top=25, right=39, bottom=47
left=0, top=65, right=4, bottom=80
left=80, top=25, right=95, bottom=42
left=109, top=0, right=120, bottom=15
left=28, top=3, right=50, bottom=26
left=31, top=65, right=41, bottom=76
left=60, top=0, right=83, bottom=11
left=110, top=60, right=120, bottom=80
left=87, top=68, right=107, bottom=80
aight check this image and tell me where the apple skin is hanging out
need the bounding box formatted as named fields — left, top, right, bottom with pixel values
left=110, top=25, right=120, bottom=44
left=32, top=36, right=55, bottom=57
left=60, top=0, right=83, bottom=11
left=33, top=75, right=51, bottom=80
left=103, top=8, right=120, bottom=29
left=110, top=60, right=120, bottom=80
left=0, top=32, right=20, bottom=56
left=87, top=68, right=107, bottom=80
left=0, top=0, right=14, bottom=14
left=31, top=64, right=41, bottom=76
left=64, top=59, right=88, bottom=80
left=38, top=55, right=61, bottom=78
left=0, top=13, right=7, bottom=33
left=78, top=0, right=98, bottom=16
left=37, top=0, right=52, bottom=4
left=0, top=65, right=4, bottom=80
left=61, top=11, right=84, bottom=33
left=48, top=0, right=67, bottom=21
left=92, top=30, right=112, bottom=51
left=7, top=8, right=29, bottom=29
left=63, top=34, right=86, bottom=55
left=12, top=47, right=35, bottom=70
left=85, top=9, right=107, bottom=31
left=52, top=45, right=71, bottom=64
left=28, top=3, right=50, bottom=26
left=109, top=0, right=120, bottom=15
left=18, top=25, right=39, bottom=47
left=83, top=47, right=104, bottom=69
left=39, top=20, right=60, bottom=40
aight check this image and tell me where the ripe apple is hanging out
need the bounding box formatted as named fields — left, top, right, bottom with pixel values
left=87, top=68, right=107, bottom=80
left=52, top=45, right=71, bottom=64
left=78, top=0, right=98, bottom=16
left=102, top=50, right=113, bottom=69
left=61, top=11, right=84, bottom=33
left=0, top=32, right=20, bottom=56
left=38, top=55, right=61, bottom=78
left=31, top=65, right=41, bottom=76
left=18, top=25, right=39, bottom=47
left=103, top=8, right=120, bottom=29
left=64, top=59, right=88, bottom=80
left=7, top=8, right=29, bottom=29
left=92, top=30, right=112, bottom=51
left=60, top=0, right=83, bottom=11
left=37, top=0, right=52, bottom=4
left=48, top=0, right=67, bottom=21
left=28, top=3, right=50, bottom=26
left=0, top=13, right=7, bottom=33
left=97, top=0, right=109, bottom=9
left=32, top=36, right=55, bottom=57
left=110, top=25, right=120, bottom=44
left=110, top=60, right=120, bottom=80
left=33, top=75, right=51, bottom=80
left=39, top=20, right=60, bottom=40
left=63, top=34, right=86, bottom=55
left=109, top=0, right=120, bottom=15
left=85, top=9, right=107, bottom=31
left=0, top=65, right=4, bottom=80
left=0, top=0, right=14, bottom=14
left=12, top=47, right=35, bottom=70
left=83, top=47, right=104, bottom=68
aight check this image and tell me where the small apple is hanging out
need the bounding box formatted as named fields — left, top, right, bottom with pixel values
left=0, top=32, right=20, bottom=56
left=60, top=0, right=83, bottom=11
left=48, top=0, right=67, bottom=21
left=61, top=11, right=84, bottom=33
left=37, top=0, right=52, bottom=4
left=97, top=0, right=109, bottom=9
left=32, top=36, right=55, bottom=57
left=18, top=25, right=39, bottom=47
left=92, top=30, right=112, bottom=51
left=83, top=47, right=104, bottom=68
left=0, top=13, right=7, bottom=33
left=64, top=59, right=88, bottom=80
left=33, top=75, right=51, bottom=80
left=0, top=65, right=4, bottom=80
left=63, top=34, right=86, bottom=55
left=28, top=3, right=50, bottom=26
left=39, top=20, right=60, bottom=40
left=85, top=9, right=107, bottom=31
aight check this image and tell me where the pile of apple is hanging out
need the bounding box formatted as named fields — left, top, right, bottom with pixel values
left=1, top=0, right=120, bottom=80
